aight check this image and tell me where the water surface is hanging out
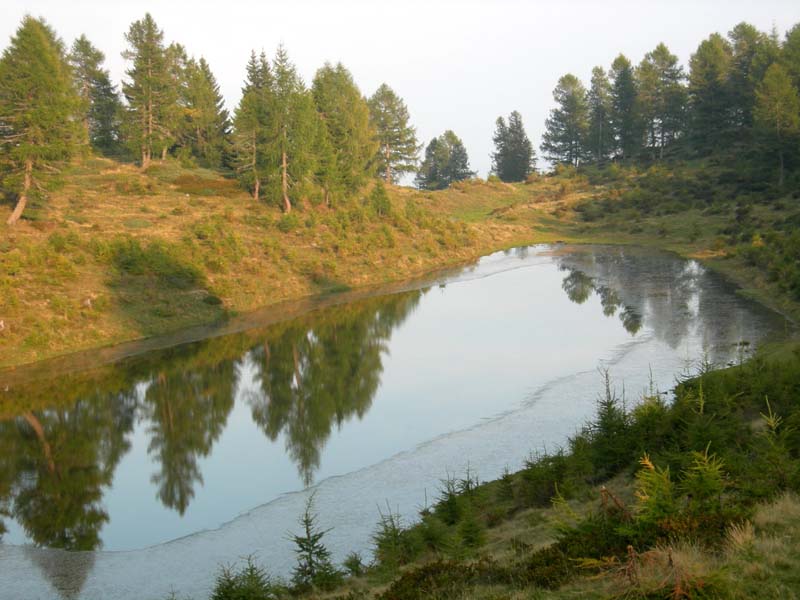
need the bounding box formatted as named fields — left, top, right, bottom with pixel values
left=0, top=245, right=788, bottom=600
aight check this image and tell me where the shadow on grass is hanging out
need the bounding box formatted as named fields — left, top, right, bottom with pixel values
left=107, top=237, right=228, bottom=337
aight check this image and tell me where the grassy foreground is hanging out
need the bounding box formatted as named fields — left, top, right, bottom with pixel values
left=3, top=156, right=798, bottom=369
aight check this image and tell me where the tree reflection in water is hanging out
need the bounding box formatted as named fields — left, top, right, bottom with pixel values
left=247, top=291, right=422, bottom=486
left=0, top=289, right=422, bottom=556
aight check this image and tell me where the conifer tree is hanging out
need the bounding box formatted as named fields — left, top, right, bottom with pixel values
left=491, top=111, right=535, bottom=181
left=267, top=45, right=318, bottom=212
left=610, top=54, right=641, bottom=159
left=68, top=35, right=103, bottom=146
left=368, top=84, right=419, bottom=184
left=0, top=17, right=79, bottom=225
left=68, top=34, right=123, bottom=156
left=159, top=42, right=191, bottom=161
left=541, top=74, right=589, bottom=167
left=728, top=23, right=778, bottom=130
left=587, top=66, right=613, bottom=163
left=754, top=63, right=800, bottom=187
left=184, top=57, right=230, bottom=169
left=232, top=51, right=271, bottom=200
left=636, top=44, right=686, bottom=159
left=688, top=33, right=734, bottom=154
left=290, top=494, right=341, bottom=591
left=312, top=63, right=376, bottom=200
left=415, top=130, right=474, bottom=190
left=121, top=13, right=169, bottom=169
left=785, top=23, right=800, bottom=90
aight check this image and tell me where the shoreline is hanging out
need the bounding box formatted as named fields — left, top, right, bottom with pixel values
left=2, top=233, right=797, bottom=378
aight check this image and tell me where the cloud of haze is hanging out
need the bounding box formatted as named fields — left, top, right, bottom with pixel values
left=3, top=0, right=799, bottom=177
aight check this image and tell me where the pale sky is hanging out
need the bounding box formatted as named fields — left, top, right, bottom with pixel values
left=3, top=0, right=800, bottom=177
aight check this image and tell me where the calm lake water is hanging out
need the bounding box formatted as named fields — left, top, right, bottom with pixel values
left=0, top=244, right=789, bottom=600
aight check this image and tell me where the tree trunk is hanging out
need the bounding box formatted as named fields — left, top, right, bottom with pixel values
left=384, top=145, right=391, bottom=184
left=23, top=412, right=56, bottom=476
left=253, top=178, right=260, bottom=202
left=6, top=158, right=33, bottom=226
left=282, top=150, right=291, bottom=213
left=161, top=146, right=167, bottom=161
left=779, top=149, right=785, bottom=188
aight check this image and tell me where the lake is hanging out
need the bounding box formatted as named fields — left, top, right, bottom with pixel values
left=0, top=244, right=788, bottom=600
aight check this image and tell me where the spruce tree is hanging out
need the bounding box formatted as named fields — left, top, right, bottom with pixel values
left=587, top=66, right=613, bottom=163
left=368, top=84, right=419, bottom=184
left=541, top=74, right=589, bottom=167
left=0, top=17, right=79, bottom=225
left=185, top=57, right=231, bottom=169
left=610, top=54, right=641, bottom=159
left=415, top=130, right=474, bottom=190
left=442, top=130, right=474, bottom=184
left=68, top=35, right=104, bottom=146
left=232, top=51, right=271, bottom=200
left=290, top=494, right=340, bottom=591
left=491, top=111, right=535, bottom=181
left=754, top=63, right=800, bottom=187
left=312, top=63, right=376, bottom=200
left=68, top=34, right=123, bottom=156
left=121, top=13, right=169, bottom=169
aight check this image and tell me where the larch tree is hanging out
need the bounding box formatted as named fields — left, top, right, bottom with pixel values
left=784, top=23, right=800, bottom=90
left=415, top=130, right=474, bottom=190
left=267, top=45, right=318, bottom=213
left=541, top=74, right=589, bottom=167
left=121, top=13, right=169, bottom=169
left=728, top=23, right=779, bottom=130
left=688, top=33, right=734, bottom=154
left=610, top=54, right=641, bottom=159
left=0, top=17, right=79, bottom=225
left=232, top=51, right=271, bottom=200
left=367, top=84, right=419, bottom=184
left=312, top=63, right=376, bottom=202
left=754, top=63, right=800, bottom=188
left=636, top=43, right=686, bottom=159
left=587, top=66, right=613, bottom=163
left=492, top=111, right=535, bottom=181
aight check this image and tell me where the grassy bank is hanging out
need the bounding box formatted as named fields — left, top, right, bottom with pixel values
left=0, top=158, right=534, bottom=368
left=3, top=156, right=797, bottom=369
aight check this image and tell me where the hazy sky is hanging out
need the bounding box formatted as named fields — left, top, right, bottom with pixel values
left=3, top=0, right=800, bottom=176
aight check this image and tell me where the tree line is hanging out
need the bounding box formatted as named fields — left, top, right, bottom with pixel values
left=540, top=22, right=800, bottom=187
left=0, top=14, right=429, bottom=224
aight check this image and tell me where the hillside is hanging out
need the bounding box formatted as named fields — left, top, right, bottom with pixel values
left=2, top=157, right=800, bottom=369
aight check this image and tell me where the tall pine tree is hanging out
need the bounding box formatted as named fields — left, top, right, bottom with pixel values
left=368, top=84, right=419, bottom=184
left=0, top=17, right=79, bottom=225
